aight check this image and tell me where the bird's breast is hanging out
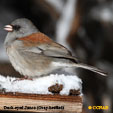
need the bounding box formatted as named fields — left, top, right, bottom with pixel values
left=6, top=44, right=55, bottom=77
left=6, top=45, right=26, bottom=76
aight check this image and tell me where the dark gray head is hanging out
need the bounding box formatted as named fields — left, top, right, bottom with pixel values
left=4, top=18, right=38, bottom=46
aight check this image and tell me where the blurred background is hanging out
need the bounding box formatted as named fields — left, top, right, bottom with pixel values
left=0, top=0, right=112, bottom=113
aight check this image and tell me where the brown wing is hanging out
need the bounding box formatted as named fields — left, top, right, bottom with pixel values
left=18, top=32, right=78, bottom=62
left=18, top=32, right=53, bottom=46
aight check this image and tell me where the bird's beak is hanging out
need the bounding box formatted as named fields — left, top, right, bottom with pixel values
left=4, top=25, right=13, bottom=32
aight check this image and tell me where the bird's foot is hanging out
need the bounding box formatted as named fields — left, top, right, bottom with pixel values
left=13, top=76, right=33, bottom=82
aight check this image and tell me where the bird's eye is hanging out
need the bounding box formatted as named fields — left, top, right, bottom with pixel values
left=12, top=25, right=21, bottom=31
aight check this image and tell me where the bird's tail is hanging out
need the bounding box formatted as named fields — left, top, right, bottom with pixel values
left=73, top=63, right=107, bottom=76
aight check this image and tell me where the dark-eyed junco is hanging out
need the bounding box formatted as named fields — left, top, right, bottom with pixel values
left=4, top=18, right=107, bottom=79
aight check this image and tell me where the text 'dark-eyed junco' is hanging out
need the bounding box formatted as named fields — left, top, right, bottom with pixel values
left=4, top=18, right=107, bottom=79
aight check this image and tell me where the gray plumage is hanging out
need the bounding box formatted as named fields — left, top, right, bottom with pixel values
left=4, top=18, right=107, bottom=78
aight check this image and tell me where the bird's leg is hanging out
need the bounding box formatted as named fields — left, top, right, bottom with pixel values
left=22, top=76, right=33, bottom=80
left=13, top=76, right=33, bottom=82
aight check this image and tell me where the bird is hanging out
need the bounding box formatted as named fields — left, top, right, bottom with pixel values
left=4, top=18, right=107, bottom=79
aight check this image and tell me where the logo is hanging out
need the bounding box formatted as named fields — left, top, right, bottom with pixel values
left=88, top=106, right=108, bottom=110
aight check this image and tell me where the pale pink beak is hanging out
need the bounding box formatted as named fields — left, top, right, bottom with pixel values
left=4, top=25, right=13, bottom=32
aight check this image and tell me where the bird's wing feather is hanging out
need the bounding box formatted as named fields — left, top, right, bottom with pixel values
left=18, top=32, right=78, bottom=62
left=17, top=33, right=107, bottom=76
left=18, top=32, right=74, bottom=56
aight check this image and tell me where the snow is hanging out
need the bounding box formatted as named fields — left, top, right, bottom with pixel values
left=0, top=74, right=82, bottom=95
